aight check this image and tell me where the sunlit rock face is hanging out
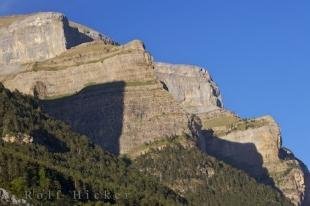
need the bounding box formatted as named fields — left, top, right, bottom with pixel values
left=0, top=12, right=115, bottom=65
left=155, top=62, right=223, bottom=114
left=0, top=34, right=191, bottom=155
left=154, top=61, right=309, bottom=205
left=1, top=40, right=153, bottom=98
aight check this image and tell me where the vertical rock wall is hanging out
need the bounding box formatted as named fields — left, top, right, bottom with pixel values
left=0, top=12, right=115, bottom=65
left=155, top=63, right=223, bottom=114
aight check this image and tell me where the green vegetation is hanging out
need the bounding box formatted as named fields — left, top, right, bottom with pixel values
left=0, top=83, right=185, bottom=205
left=43, top=80, right=157, bottom=101
left=127, top=135, right=194, bottom=158
left=203, top=114, right=240, bottom=129
left=30, top=43, right=134, bottom=71
left=203, top=114, right=269, bottom=136
left=134, top=142, right=293, bottom=206
left=0, top=83, right=294, bottom=205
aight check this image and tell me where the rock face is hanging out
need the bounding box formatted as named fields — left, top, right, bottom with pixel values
left=0, top=18, right=192, bottom=155
left=154, top=62, right=309, bottom=205
left=155, top=63, right=223, bottom=114
left=0, top=12, right=309, bottom=206
left=196, top=110, right=308, bottom=206
left=2, top=40, right=153, bottom=98
left=154, top=62, right=310, bottom=205
left=41, top=81, right=191, bottom=155
left=304, top=171, right=310, bottom=206
left=0, top=12, right=115, bottom=65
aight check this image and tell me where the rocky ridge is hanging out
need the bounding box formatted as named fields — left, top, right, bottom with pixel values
left=0, top=12, right=309, bottom=206
left=0, top=30, right=192, bottom=154
left=154, top=63, right=309, bottom=205
left=199, top=111, right=308, bottom=206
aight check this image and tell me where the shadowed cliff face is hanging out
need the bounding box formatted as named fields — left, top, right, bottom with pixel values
left=41, top=81, right=125, bottom=154
left=200, top=129, right=275, bottom=186
left=299, top=161, right=310, bottom=206
left=198, top=111, right=307, bottom=206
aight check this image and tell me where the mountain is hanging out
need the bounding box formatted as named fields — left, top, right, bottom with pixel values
left=0, top=84, right=185, bottom=205
left=0, top=84, right=292, bottom=206
left=0, top=12, right=309, bottom=206
left=154, top=64, right=310, bottom=206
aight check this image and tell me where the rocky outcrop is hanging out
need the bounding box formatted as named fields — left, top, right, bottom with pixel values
left=155, top=63, right=223, bottom=114
left=68, top=21, right=116, bottom=44
left=41, top=81, right=191, bottom=155
left=1, top=40, right=153, bottom=98
left=0, top=32, right=191, bottom=155
left=154, top=61, right=309, bottom=206
left=0, top=12, right=115, bottom=65
left=196, top=110, right=307, bottom=206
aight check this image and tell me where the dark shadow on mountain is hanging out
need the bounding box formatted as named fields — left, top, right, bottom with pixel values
left=31, top=129, right=69, bottom=153
left=63, top=17, right=93, bottom=48
left=40, top=81, right=125, bottom=155
left=302, top=167, right=310, bottom=206
left=200, top=129, right=276, bottom=186
left=292, top=160, right=309, bottom=206
left=298, top=160, right=310, bottom=206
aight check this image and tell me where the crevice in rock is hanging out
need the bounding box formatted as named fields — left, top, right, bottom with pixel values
left=160, top=81, right=169, bottom=92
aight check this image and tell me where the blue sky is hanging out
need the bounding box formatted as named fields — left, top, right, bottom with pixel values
left=1, top=0, right=309, bottom=168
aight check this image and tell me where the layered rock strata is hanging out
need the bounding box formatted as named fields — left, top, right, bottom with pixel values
left=198, top=110, right=308, bottom=206
left=0, top=33, right=191, bottom=155
left=155, top=63, right=223, bottom=114
left=0, top=12, right=115, bottom=65
left=0, top=12, right=309, bottom=206
left=154, top=63, right=309, bottom=206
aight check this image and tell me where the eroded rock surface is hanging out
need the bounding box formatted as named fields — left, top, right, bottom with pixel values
left=0, top=34, right=191, bottom=155
left=155, top=63, right=223, bottom=114
left=0, top=12, right=115, bottom=65
left=198, top=110, right=308, bottom=206
left=2, top=40, right=153, bottom=98
left=154, top=60, right=310, bottom=206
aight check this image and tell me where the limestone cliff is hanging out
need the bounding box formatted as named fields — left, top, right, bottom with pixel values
left=0, top=12, right=115, bottom=65
left=154, top=63, right=310, bottom=206
left=0, top=16, right=192, bottom=155
left=197, top=110, right=308, bottom=206
left=155, top=63, right=223, bottom=114
left=0, top=12, right=309, bottom=206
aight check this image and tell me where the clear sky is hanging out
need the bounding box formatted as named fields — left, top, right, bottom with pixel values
left=1, top=0, right=309, bottom=168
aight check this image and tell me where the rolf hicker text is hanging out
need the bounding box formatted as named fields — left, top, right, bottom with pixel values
left=22, top=190, right=129, bottom=201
